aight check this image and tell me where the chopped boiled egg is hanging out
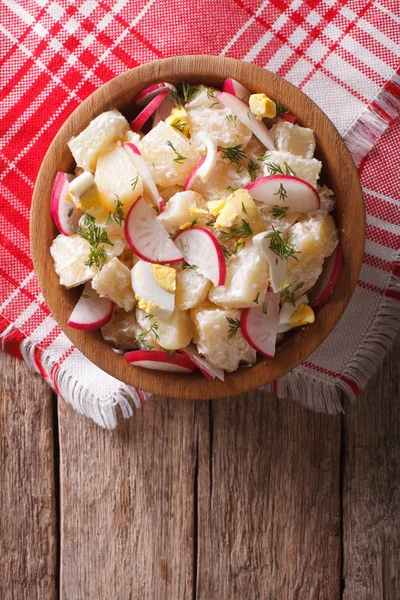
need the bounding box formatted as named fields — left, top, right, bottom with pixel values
left=131, top=260, right=176, bottom=319
left=249, top=93, right=277, bottom=120
left=68, top=171, right=110, bottom=220
left=252, top=230, right=289, bottom=293
left=215, top=189, right=263, bottom=234
left=207, top=199, right=226, bottom=215
left=165, top=106, right=190, bottom=136
left=278, top=295, right=315, bottom=332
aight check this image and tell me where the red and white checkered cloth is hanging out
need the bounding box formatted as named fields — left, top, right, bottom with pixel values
left=1, top=0, right=399, bottom=427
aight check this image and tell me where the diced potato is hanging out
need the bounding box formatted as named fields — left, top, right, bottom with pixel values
left=185, top=88, right=252, bottom=155
left=68, top=109, right=130, bottom=172
left=157, top=191, right=208, bottom=233
left=255, top=201, right=299, bottom=233
left=190, top=304, right=256, bottom=372
left=101, top=309, right=143, bottom=351
left=190, top=159, right=251, bottom=203
left=136, top=307, right=193, bottom=351
left=287, top=213, right=339, bottom=296
left=176, top=269, right=212, bottom=310
left=158, top=185, right=184, bottom=202
left=317, top=184, right=335, bottom=213
left=137, top=121, right=200, bottom=187
left=122, top=130, right=141, bottom=145
left=209, top=245, right=269, bottom=309
left=92, top=258, right=136, bottom=312
left=262, top=150, right=321, bottom=187
left=95, top=144, right=143, bottom=215
left=50, top=234, right=97, bottom=288
left=271, top=121, right=315, bottom=159
left=215, top=189, right=263, bottom=234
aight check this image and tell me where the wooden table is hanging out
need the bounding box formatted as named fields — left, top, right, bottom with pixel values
left=1, top=339, right=399, bottom=599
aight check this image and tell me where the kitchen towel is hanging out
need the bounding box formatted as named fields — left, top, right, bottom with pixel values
left=1, top=0, right=399, bottom=428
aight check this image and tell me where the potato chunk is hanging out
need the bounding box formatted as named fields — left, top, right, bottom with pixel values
left=136, top=307, right=193, bottom=351
left=190, top=304, right=256, bottom=372
left=157, top=191, right=208, bottom=233
left=262, top=150, right=321, bottom=187
left=176, top=269, right=212, bottom=310
left=101, top=309, right=143, bottom=351
left=271, top=121, right=316, bottom=159
left=92, top=258, right=136, bottom=312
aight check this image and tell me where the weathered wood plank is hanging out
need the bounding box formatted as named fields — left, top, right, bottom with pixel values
left=0, top=353, right=57, bottom=600
left=58, top=397, right=206, bottom=600
left=343, top=338, right=400, bottom=600
left=196, top=392, right=342, bottom=600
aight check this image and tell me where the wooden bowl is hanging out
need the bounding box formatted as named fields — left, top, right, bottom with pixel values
left=31, top=56, right=365, bottom=399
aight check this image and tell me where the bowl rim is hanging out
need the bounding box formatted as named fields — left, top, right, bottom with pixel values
left=30, top=55, right=365, bottom=400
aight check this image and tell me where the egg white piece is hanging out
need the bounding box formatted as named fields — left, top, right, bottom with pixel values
left=131, top=260, right=176, bottom=319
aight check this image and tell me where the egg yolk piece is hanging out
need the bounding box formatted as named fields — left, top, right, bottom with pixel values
left=131, top=261, right=176, bottom=319
left=249, top=93, right=277, bottom=120
left=215, top=189, right=263, bottom=234
left=289, top=303, right=315, bottom=327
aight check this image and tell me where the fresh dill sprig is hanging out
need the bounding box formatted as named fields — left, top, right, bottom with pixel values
left=190, top=218, right=198, bottom=228
left=247, top=159, right=259, bottom=181
left=274, top=183, right=287, bottom=203
left=166, top=140, right=187, bottom=163
left=218, top=143, right=246, bottom=165
left=170, top=120, right=188, bottom=134
left=281, top=282, right=304, bottom=306
left=271, top=205, right=289, bottom=220
left=206, top=88, right=216, bottom=99
left=258, top=152, right=272, bottom=162
left=179, top=238, right=188, bottom=254
left=275, top=100, right=289, bottom=118
left=73, top=212, right=113, bottom=271
left=226, top=317, right=241, bottom=340
left=206, top=217, right=216, bottom=227
left=253, top=292, right=260, bottom=304
left=109, top=194, right=125, bottom=226
left=67, top=207, right=74, bottom=218
left=226, top=186, right=237, bottom=194
left=183, top=263, right=199, bottom=270
left=152, top=206, right=160, bottom=213
left=145, top=313, right=155, bottom=319
left=236, top=163, right=244, bottom=173
left=226, top=114, right=238, bottom=127
left=137, top=322, right=159, bottom=349
left=266, top=226, right=298, bottom=261
left=131, top=176, right=139, bottom=191
left=262, top=302, right=268, bottom=314
left=170, top=82, right=200, bottom=107
left=241, top=201, right=247, bottom=214
left=264, top=161, right=297, bottom=176
left=221, top=244, right=231, bottom=259
left=232, top=239, right=246, bottom=254
left=220, top=219, right=253, bottom=242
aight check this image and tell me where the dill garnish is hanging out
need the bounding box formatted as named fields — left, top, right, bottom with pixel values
left=253, top=292, right=260, bottom=304
left=166, top=140, right=187, bottom=163
left=281, top=282, right=305, bottom=306
left=220, top=219, right=253, bottom=242
left=206, top=217, right=216, bottom=226
left=218, top=143, right=246, bottom=164
left=221, top=244, right=231, bottom=259
left=226, top=114, right=238, bottom=127
left=271, top=205, right=289, bottom=220
left=247, top=159, right=259, bottom=181
left=274, top=183, right=287, bottom=203
left=131, top=176, right=139, bottom=191
left=265, top=226, right=298, bottom=261
left=264, top=161, right=296, bottom=176
left=226, top=186, right=237, bottom=194
left=137, top=322, right=159, bottom=350
left=170, top=120, right=188, bottom=134
left=183, top=264, right=199, bottom=270
left=170, top=82, right=200, bottom=108
left=67, top=207, right=74, bottom=218
left=226, top=317, right=241, bottom=340
left=73, top=212, right=113, bottom=271
left=275, top=100, right=289, bottom=118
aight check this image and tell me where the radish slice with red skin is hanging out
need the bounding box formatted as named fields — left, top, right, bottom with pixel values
left=180, top=344, right=225, bottom=381
left=241, top=291, right=280, bottom=357
left=133, top=82, right=175, bottom=106
left=222, top=78, right=251, bottom=103
left=131, top=89, right=169, bottom=132
left=280, top=113, right=296, bottom=124
left=68, top=283, right=113, bottom=330
left=174, top=228, right=226, bottom=286
left=125, top=196, right=183, bottom=264
left=252, top=231, right=288, bottom=294
left=308, top=245, right=343, bottom=308
left=216, top=92, right=274, bottom=150
left=124, top=143, right=164, bottom=211
left=153, top=95, right=174, bottom=127
left=247, top=175, right=320, bottom=213
left=124, top=350, right=196, bottom=373
left=184, top=155, right=206, bottom=191
left=184, top=141, right=220, bottom=190
left=51, top=172, right=80, bottom=235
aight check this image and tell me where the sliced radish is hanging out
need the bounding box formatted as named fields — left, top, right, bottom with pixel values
left=241, top=290, right=280, bottom=357
left=153, top=94, right=174, bottom=127
left=252, top=231, right=288, bottom=293
left=51, top=172, right=80, bottom=235
left=174, top=228, right=226, bottom=286
left=222, top=78, right=251, bottom=103
left=184, top=135, right=219, bottom=190
left=133, top=82, right=175, bottom=106
left=131, top=89, right=169, bottom=132
left=124, top=143, right=164, bottom=211
left=216, top=91, right=274, bottom=151
left=308, top=245, right=343, bottom=308
left=125, top=196, right=183, bottom=264
left=279, top=113, right=296, bottom=124
left=180, top=344, right=225, bottom=381
left=278, top=294, right=309, bottom=333
left=247, top=175, right=320, bottom=213
left=124, top=350, right=196, bottom=373
left=68, top=282, right=113, bottom=330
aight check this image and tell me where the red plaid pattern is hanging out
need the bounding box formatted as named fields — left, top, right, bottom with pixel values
left=1, top=0, right=399, bottom=426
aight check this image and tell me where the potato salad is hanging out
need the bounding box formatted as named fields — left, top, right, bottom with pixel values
left=50, top=79, right=340, bottom=379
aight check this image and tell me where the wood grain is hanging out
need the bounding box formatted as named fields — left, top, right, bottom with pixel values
left=196, top=392, right=342, bottom=599
left=342, top=338, right=400, bottom=600
left=30, top=55, right=365, bottom=399
left=58, top=396, right=206, bottom=599
left=0, top=354, right=57, bottom=600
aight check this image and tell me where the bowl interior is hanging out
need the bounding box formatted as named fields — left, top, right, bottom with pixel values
left=30, top=55, right=365, bottom=399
